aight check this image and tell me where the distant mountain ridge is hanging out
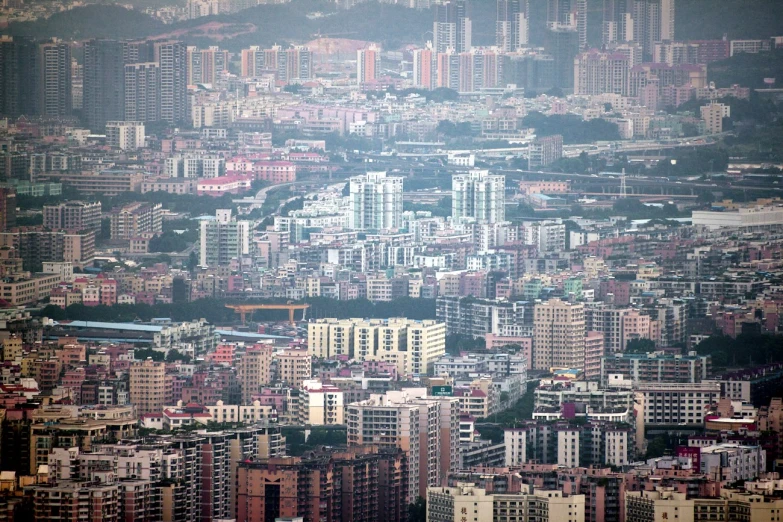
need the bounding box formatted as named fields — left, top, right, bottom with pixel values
left=5, top=0, right=783, bottom=52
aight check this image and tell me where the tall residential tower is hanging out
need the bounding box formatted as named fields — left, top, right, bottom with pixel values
left=496, top=0, right=530, bottom=51
left=452, top=170, right=506, bottom=224
left=348, top=171, right=404, bottom=230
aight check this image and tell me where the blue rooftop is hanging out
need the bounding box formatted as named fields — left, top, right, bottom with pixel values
left=56, top=321, right=164, bottom=332
left=216, top=329, right=292, bottom=341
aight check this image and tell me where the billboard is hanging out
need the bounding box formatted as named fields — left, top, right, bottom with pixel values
left=431, top=385, right=453, bottom=397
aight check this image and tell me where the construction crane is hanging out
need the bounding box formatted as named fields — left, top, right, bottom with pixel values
left=224, top=303, right=310, bottom=325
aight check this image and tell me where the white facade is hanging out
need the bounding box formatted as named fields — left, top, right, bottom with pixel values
left=204, top=400, right=276, bottom=424
left=635, top=382, right=721, bottom=427
left=452, top=170, right=505, bottom=224
left=558, top=428, right=581, bottom=467
left=692, top=206, right=783, bottom=229
left=300, top=380, right=345, bottom=425
left=524, top=220, right=566, bottom=253
left=106, top=121, right=145, bottom=150
left=699, top=444, right=766, bottom=482
left=199, top=209, right=251, bottom=267
left=605, top=429, right=630, bottom=466
left=348, top=171, right=404, bottom=230
left=504, top=428, right=531, bottom=466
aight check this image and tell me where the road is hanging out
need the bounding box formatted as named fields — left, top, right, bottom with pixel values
left=233, top=182, right=299, bottom=212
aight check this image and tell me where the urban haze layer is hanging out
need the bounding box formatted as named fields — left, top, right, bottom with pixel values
left=1, top=0, right=783, bottom=520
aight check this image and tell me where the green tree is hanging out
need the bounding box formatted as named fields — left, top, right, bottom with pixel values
left=407, top=497, right=427, bottom=522
left=40, top=304, right=66, bottom=321
left=134, top=347, right=165, bottom=361
left=445, top=334, right=486, bottom=355
left=626, top=338, right=656, bottom=353
left=99, top=218, right=111, bottom=241
left=645, top=435, right=670, bottom=459
left=148, top=231, right=189, bottom=253
left=166, top=349, right=191, bottom=363
left=522, top=111, right=620, bottom=144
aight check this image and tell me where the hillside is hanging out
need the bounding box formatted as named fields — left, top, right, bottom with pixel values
left=6, top=0, right=783, bottom=53
left=7, top=5, right=165, bottom=39
left=675, top=0, right=783, bottom=40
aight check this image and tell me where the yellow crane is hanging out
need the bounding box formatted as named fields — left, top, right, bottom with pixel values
left=224, top=303, right=309, bottom=325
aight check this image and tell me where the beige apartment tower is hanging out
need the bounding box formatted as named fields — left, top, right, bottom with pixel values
left=346, top=389, right=459, bottom=503
left=276, top=348, right=312, bottom=389
left=129, top=358, right=166, bottom=416
left=308, top=318, right=446, bottom=377
left=238, top=344, right=274, bottom=403
left=533, top=299, right=586, bottom=371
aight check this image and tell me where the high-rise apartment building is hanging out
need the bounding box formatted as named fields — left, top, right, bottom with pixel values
left=357, top=45, right=381, bottom=85
left=32, top=481, right=120, bottom=522
left=154, top=40, right=188, bottom=125
left=436, top=50, right=461, bottom=90
left=238, top=343, right=274, bottom=403
left=199, top=209, right=251, bottom=267
left=186, top=45, right=228, bottom=85
left=284, top=45, right=312, bottom=83
left=0, top=37, right=70, bottom=118
left=533, top=298, right=586, bottom=370
left=433, top=0, right=472, bottom=53
left=37, top=39, right=72, bottom=118
left=602, top=0, right=634, bottom=46
left=236, top=447, right=408, bottom=522
left=240, top=45, right=312, bottom=82
left=299, top=380, right=345, bottom=425
left=586, top=305, right=657, bottom=354
left=83, top=39, right=127, bottom=132
left=124, top=62, right=160, bottom=122
left=347, top=389, right=460, bottom=502
left=523, top=220, right=566, bottom=253
left=639, top=0, right=675, bottom=59
left=600, top=351, right=709, bottom=385
left=0, top=229, right=96, bottom=270
left=545, top=25, right=580, bottom=88
left=653, top=41, right=700, bottom=65
left=166, top=154, right=226, bottom=179
left=413, top=46, right=435, bottom=89
left=348, top=171, right=403, bottom=230
left=700, top=102, right=729, bottom=134
left=276, top=348, right=312, bottom=389
left=0, top=187, right=16, bottom=232
left=428, top=483, right=586, bottom=522
left=129, top=358, right=166, bottom=415
left=240, top=45, right=264, bottom=77
left=109, top=202, right=163, bottom=240
left=603, top=0, right=675, bottom=59
left=496, top=0, right=529, bottom=51
left=584, top=331, right=606, bottom=381
left=43, top=201, right=101, bottom=233
left=574, top=49, right=631, bottom=96
left=307, top=318, right=355, bottom=358
left=634, top=381, right=720, bottom=427
left=456, top=48, right=503, bottom=92
left=548, top=0, right=587, bottom=50
left=106, top=121, right=146, bottom=150
left=452, top=170, right=505, bottom=224
left=528, top=135, right=564, bottom=168
left=0, top=36, right=34, bottom=117
left=308, top=318, right=446, bottom=376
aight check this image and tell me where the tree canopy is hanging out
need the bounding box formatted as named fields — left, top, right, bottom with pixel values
left=522, top=112, right=621, bottom=144
left=694, top=334, right=783, bottom=368
left=626, top=338, right=657, bottom=354
left=41, top=296, right=437, bottom=325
